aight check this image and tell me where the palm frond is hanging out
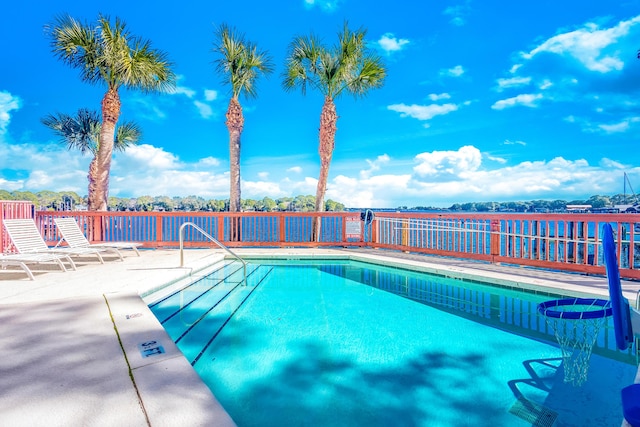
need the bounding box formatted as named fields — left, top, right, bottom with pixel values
left=345, top=55, right=386, bottom=97
left=47, top=15, right=102, bottom=83
left=41, top=109, right=100, bottom=155
left=282, top=34, right=327, bottom=96
left=283, top=23, right=385, bottom=100
left=213, top=24, right=273, bottom=100
left=41, top=108, right=141, bottom=154
left=114, top=120, right=142, bottom=151
left=48, top=14, right=176, bottom=93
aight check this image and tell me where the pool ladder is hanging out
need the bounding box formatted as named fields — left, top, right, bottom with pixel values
left=179, top=222, right=247, bottom=285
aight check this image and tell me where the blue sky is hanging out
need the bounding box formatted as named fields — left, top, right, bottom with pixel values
left=2, top=0, right=640, bottom=208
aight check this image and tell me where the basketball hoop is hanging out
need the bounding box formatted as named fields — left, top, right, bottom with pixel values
left=538, top=297, right=612, bottom=386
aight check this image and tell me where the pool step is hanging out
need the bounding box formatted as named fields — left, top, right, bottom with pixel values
left=149, top=263, right=273, bottom=365
left=148, top=260, right=247, bottom=322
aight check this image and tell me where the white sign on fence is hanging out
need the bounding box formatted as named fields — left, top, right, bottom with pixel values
left=345, top=216, right=362, bottom=239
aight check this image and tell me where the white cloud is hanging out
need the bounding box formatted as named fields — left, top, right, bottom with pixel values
left=303, top=0, right=339, bottom=12
left=388, top=103, right=459, bottom=121
left=166, top=78, right=219, bottom=120
left=128, top=96, right=167, bottom=121
left=598, top=121, right=630, bottom=133
left=376, top=33, right=410, bottom=55
left=486, top=155, right=507, bottom=164
left=287, top=166, right=302, bottom=173
left=413, top=146, right=482, bottom=177
left=404, top=154, right=624, bottom=206
left=0, top=140, right=91, bottom=195
left=243, top=179, right=285, bottom=197
left=116, top=144, right=181, bottom=170
left=496, top=76, right=531, bottom=91
left=197, top=157, right=222, bottom=168
left=539, top=79, right=553, bottom=90
left=596, top=117, right=640, bottom=134
left=599, top=158, right=625, bottom=169
left=204, top=90, right=218, bottom=101
left=441, top=65, right=465, bottom=77
left=521, top=16, right=640, bottom=73
left=0, top=91, right=21, bottom=135
left=443, top=4, right=470, bottom=27
left=564, top=115, right=640, bottom=134
left=1, top=136, right=637, bottom=208
left=194, top=100, right=214, bottom=119
left=504, top=139, right=527, bottom=146
left=170, top=85, right=196, bottom=98
left=327, top=173, right=412, bottom=208
left=360, top=154, right=390, bottom=179
left=168, top=75, right=197, bottom=98
left=491, top=93, right=543, bottom=110
left=428, top=93, right=451, bottom=101
left=110, top=169, right=229, bottom=199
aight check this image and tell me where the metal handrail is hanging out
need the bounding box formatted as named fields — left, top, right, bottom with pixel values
left=179, top=222, right=247, bottom=285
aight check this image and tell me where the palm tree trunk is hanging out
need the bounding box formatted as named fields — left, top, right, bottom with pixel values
left=91, top=87, right=120, bottom=211
left=87, top=156, right=99, bottom=210
left=313, top=96, right=338, bottom=241
left=226, top=96, right=244, bottom=241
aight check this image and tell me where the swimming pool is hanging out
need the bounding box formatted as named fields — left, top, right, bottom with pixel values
left=146, top=258, right=637, bottom=427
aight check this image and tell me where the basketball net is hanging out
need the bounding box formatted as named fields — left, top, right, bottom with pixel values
left=543, top=312, right=608, bottom=387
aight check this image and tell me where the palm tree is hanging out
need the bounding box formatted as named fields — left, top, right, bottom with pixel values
left=42, top=109, right=141, bottom=207
left=48, top=14, right=175, bottom=210
left=212, top=24, right=274, bottom=213
left=283, top=23, right=386, bottom=240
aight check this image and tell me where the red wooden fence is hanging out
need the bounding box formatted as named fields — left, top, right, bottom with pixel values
left=0, top=201, right=34, bottom=254
left=2, top=201, right=639, bottom=280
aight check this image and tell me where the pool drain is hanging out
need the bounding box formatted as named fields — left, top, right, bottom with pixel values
left=508, top=397, right=558, bottom=427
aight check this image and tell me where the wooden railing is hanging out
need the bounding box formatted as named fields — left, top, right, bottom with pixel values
left=370, top=212, right=640, bottom=280
left=35, top=211, right=367, bottom=249
left=2, top=201, right=639, bottom=280
left=0, top=201, right=35, bottom=254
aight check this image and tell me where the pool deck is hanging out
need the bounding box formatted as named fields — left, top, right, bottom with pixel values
left=1, top=247, right=639, bottom=426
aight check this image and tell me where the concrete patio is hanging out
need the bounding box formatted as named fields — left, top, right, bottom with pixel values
left=1, top=247, right=638, bottom=426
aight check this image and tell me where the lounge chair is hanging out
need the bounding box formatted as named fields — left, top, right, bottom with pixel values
left=0, top=252, right=76, bottom=280
left=54, top=217, right=142, bottom=256
left=3, top=218, right=121, bottom=263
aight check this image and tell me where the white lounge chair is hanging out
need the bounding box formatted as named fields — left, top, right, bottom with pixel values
left=0, top=252, right=76, bottom=280
left=3, top=218, right=121, bottom=263
left=54, top=217, right=142, bottom=256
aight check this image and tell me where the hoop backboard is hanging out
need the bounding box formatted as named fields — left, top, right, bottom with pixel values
left=602, top=223, right=634, bottom=350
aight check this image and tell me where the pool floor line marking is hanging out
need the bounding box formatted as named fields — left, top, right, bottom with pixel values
left=147, top=260, right=238, bottom=309
left=161, top=263, right=261, bottom=326
left=174, top=282, right=244, bottom=343
left=173, top=265, right=269, bottom=344
left=157, top=264, right=249, bottom=324
left=190, top=266, right=274, bottom=366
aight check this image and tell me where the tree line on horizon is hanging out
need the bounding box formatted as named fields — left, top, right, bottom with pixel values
left=1, top=189, right=635, bottom=213
left=0, top=190, right=345, bottom=213
left=425, top=194, right=635, bottom=212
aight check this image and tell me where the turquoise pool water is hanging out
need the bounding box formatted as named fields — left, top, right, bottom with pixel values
left=147, top=260, right=637, bottom=427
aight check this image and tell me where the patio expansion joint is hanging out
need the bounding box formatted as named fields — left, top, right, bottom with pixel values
left=103, top=294, right=152, bottom=427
